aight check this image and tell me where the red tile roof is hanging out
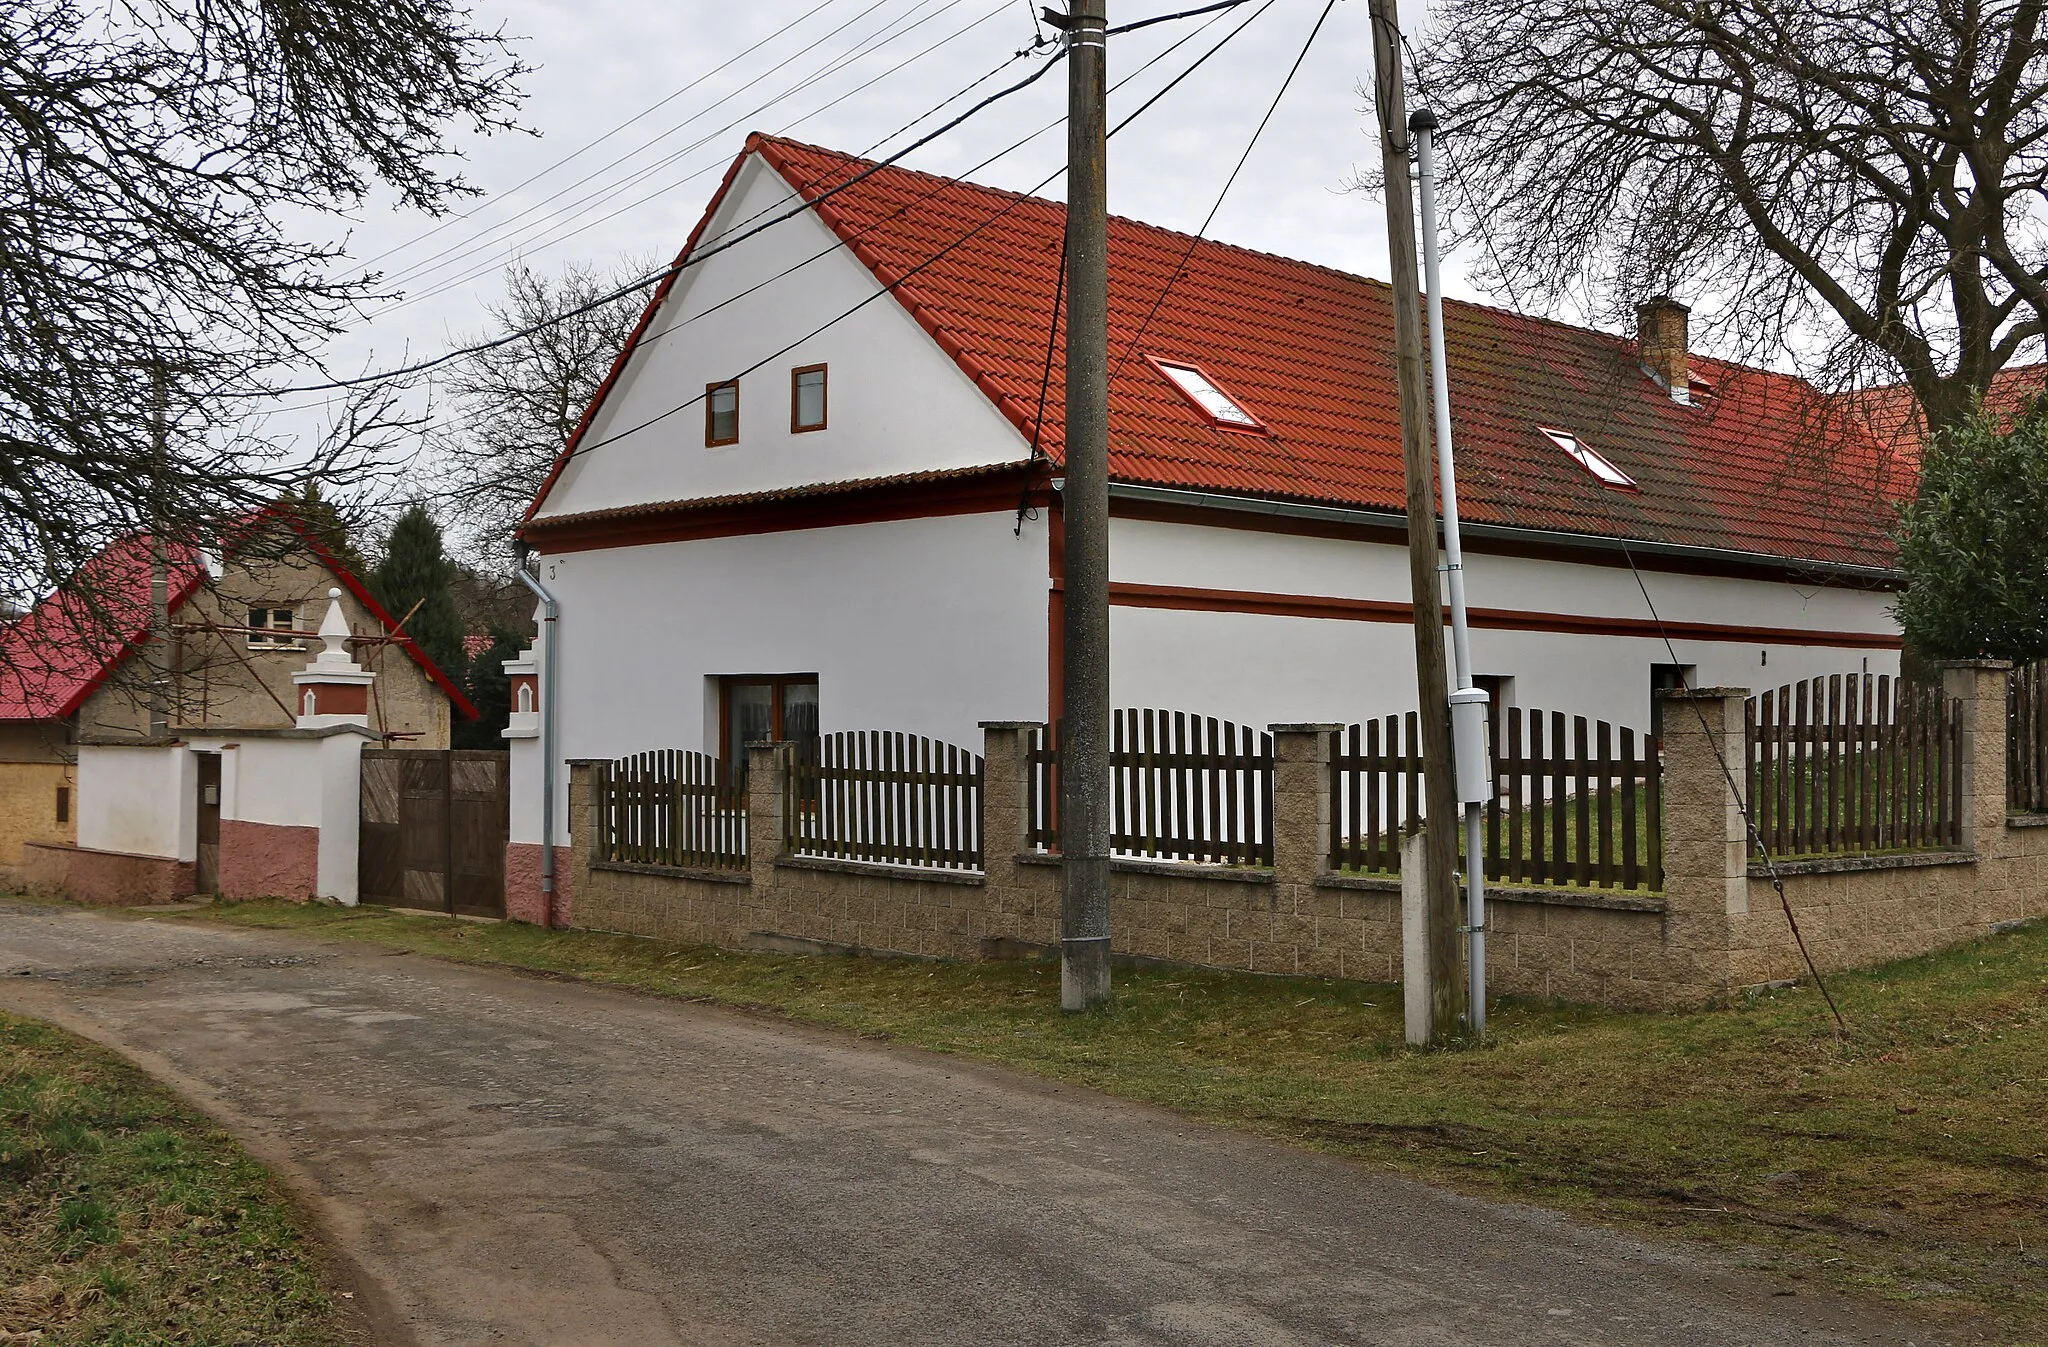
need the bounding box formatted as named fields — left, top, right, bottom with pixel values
left=1843, top=362, right=2048, bottom=474
left=0, top=512, right=478, bottom=722
left=532, top=134, right=1910, bottom=572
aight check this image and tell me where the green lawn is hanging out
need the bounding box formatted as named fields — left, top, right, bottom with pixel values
left=0, top=1010, right=354, bottom=1345
left=170, top=899, right=2046, bottom=1340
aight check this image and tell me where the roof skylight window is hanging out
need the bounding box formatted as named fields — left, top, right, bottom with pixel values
left=1151, top=359, right=1264, bottom=431
left=1541, top=427, right=1637, bottom=489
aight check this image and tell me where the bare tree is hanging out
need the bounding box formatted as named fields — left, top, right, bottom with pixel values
left=0, top=0, right=527, bottom=617
left=1414, top=0, right=2048, bottom=436
left=426, top=259, right=652, bottom=562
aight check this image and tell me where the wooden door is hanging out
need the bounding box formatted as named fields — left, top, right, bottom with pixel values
left=358, top=750, right=507, bottom=918
left=194, top=752, right=221, bottom=894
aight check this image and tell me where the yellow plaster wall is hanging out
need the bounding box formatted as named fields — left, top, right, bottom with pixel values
left=0, top=760, right=78, bottom=869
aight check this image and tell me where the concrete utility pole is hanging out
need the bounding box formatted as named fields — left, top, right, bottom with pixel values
left=1059, top=0, right=1114, bottom=1012
left=148, top=361, right=171, bottom=741
left=1367, top=0, right=1466, bottom=1040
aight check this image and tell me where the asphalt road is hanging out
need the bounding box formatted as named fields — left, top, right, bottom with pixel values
left=0, top=899, right=1975, bottom=1346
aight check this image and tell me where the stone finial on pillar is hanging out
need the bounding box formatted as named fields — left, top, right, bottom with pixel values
left=291, top=588, right=374, bottom=729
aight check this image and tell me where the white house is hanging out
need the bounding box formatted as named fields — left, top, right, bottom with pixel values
left=505, top=133, right=1906, bottom=915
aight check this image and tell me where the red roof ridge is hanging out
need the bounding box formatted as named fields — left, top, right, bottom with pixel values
left=746, top=132, right=1831, bottom=397
left=523, top=131, right=1901, bottom=570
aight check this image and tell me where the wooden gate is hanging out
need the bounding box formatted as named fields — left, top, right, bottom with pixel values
left=359, top=750, right=508, bottom=918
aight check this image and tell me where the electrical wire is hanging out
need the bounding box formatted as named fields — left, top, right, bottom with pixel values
left=1108, top=0, right=1336, bottom=387
left=546, top=0, right=1278, bottom=470
left=257, top=0, right=1241, bottom=424
left=1105, top=0, right=1257, bottom=37
left=1399, top=37, right=1852, bottom=1031
left=352, top=0, right=849, bottom=274
left=379, top=0, right=1001, bottom=299
left=359, top=0, right=1031, bottom=322
left=240, top=45, right=1074, bottom=398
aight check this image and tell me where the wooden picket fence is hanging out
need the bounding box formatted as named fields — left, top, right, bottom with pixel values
left=1746, top=674, right=1962, bottom=856
left=2010, top=661, right=2048, bottom=813
left=1327, top=708, right=1662, bottom=891
left=1027, top=710, right=1274, bottom=866
left=785, top=730, right=984, bottom=871
left=593, top=750, right=747, bottom=871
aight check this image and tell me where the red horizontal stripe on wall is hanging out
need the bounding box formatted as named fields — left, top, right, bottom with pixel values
left=1101, top=581, right=1902, bottom=649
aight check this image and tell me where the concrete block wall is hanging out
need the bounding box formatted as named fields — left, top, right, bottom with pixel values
left=563, top=664, right=2048, bottom=1008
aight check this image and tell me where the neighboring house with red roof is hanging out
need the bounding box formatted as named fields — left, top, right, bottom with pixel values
left=511, top=133, right=1907, bottom=862
left=1843, top=362, right=2048, bottom=473
left=0, top=511, right=476, bottom=885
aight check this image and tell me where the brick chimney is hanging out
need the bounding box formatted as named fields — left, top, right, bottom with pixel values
left=1636, top=296, right=1691, bottom=402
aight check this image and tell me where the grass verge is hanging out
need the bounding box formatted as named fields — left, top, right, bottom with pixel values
left=169, top=899, right=2046, bottom=1339
left=0, top=1009, right=355, bottom=1345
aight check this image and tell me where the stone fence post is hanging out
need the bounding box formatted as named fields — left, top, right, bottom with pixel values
left=1656, top=687, right=1750, bottom=1001
left=1937, top=660, right=2012, bottom=852
left=567, top=759, right=596, bottom=912
left=979, top=723, right=1037, bottom=881
left=1268, top=725, right=1340, bottom=889
left=745, top=741, right=792, bottom=889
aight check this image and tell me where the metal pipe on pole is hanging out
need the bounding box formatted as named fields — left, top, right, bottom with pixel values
left=1366, top=0, right=1466, bottom=1041
left=1059, top=0, right=1114, bottom=1012
left=1410, top=109, right=1490, bottom=1037
left=148, top=361, right=170, bottom=742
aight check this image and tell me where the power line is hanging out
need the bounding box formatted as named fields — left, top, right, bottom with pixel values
left=352, top=0, right=850, bottom=275
left=546, top=0, right=1278, bottom=472
left=254, top=3, right=1246, bottom=423
left=1105, top=0, right=1256, bottom=37
left=1399, top=37, right=1850, bottom=1030
left=1109, top=0, right=1336, bottom=387
left=246, top=0, right=1257, bottom=403
left=359, top=0, right=1030, bottom=322
left=242, top=44, right=1075, bottom=399
left=378, top=0, right=996, bottom=297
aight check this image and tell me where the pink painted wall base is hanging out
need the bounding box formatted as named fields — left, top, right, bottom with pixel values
left=505, top=841, right=572, bottom=927
left=217, top=819, right=319, bottom=902
left=22, top=842, right=195, bottom=906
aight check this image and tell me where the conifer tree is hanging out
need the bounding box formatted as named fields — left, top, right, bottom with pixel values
left=454, top=627, right=526, bottom=749
left=370, top=505, right=465, bottom=682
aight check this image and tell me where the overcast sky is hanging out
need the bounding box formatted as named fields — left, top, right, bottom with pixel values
left=268, top=0, right=1485, bottom=493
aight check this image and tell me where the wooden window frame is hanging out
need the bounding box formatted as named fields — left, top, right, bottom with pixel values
left=790, top=364, right=828, bottom=433
left=1145, top=355, right=1271, bottom=435
left=717, top=674, right=820, bottom=762
left=705, top=379, right=741, bottom=447
left=247, top=605, right=299, bottom=650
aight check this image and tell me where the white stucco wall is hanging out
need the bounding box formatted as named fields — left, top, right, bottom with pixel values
left=528, top=509, right=1048, bottom=845
left=199, top=736, right=322, bottom=828
left=77, top=745, right=196, bottom=860
left=533, top=153, right=1030, bottom=522
left=518, top=506, right=1900, bottom=848
left=171, top=731, right=363, bottom=901
left=1106, top=517, right=1900, bottom=734
left=313, top=735, right=363, bottom=903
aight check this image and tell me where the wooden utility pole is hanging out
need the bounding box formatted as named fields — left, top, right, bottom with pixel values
left=148, top=361, right=171, bottom=741
left=1060, top=0, right=1113, bottom=1012
left=1367, top=0, right=1465, bottom=1039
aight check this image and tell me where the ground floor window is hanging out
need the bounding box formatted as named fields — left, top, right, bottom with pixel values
left=719, top=675, right=819, bottom=767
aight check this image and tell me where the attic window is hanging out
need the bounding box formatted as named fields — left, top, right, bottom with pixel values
left=247, top=606, right=300, bottom=649
left=1540, top=427, right=1637, bottom=489
left=1150, top=358, right=1265, bottom=432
